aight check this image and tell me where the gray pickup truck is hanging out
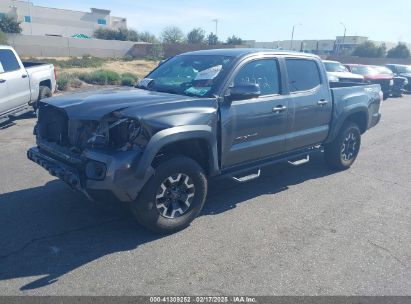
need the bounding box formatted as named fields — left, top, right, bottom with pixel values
left=0, top=46, right=56, bottom=124
left=27, top=49, right=381, bottom=233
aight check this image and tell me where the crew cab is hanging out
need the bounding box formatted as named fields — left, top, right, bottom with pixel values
left=27, top=49, right=382, bottom=233
left=0, top=46, right=56, bottom=124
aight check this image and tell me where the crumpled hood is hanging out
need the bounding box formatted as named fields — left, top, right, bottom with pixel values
left=327, top=71, right=364, bottom=80
left=42, top=87, right=217, bottom=120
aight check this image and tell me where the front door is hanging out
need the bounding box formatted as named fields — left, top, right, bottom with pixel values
left=220, top=58, right=290, bottom=168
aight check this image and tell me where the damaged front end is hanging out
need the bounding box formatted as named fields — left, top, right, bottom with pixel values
left=27, top=104, right=153, bottom=202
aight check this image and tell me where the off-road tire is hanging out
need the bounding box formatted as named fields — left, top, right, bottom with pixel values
left=324, top=122, right=361, bottom=170
left=130, top=156, right=208, bottom=234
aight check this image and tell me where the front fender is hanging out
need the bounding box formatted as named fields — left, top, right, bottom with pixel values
left=134, top=125, right=218, bottom=178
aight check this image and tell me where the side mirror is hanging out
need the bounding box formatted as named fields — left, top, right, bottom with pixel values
left=228, top=83, right=261, bottom=101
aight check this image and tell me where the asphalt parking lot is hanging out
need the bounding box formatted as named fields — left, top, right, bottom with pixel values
left=0, top=96, right=410, bottom=296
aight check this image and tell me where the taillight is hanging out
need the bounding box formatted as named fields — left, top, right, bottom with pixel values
left=54, top=67, right=57, bottom=80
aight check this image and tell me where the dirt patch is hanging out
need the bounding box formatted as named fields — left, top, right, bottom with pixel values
left=54, top=59, right=158, bottom=80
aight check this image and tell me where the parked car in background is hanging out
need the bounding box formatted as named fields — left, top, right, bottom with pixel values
left=345, top=64, right=393, bottom=100
left=28, top=49, right=382, bottom=233
left=323, top=60, right=364, bottom=83
left=371, top=66, right=407, bottom=97
left=385, top=64, right=411, bottom=93
left=0, top=46, right=56, bottom=124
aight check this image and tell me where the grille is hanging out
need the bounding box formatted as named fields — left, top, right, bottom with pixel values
left=372, top=79, right=390, bottom=92
left=393, top=78, right=405, bottom=87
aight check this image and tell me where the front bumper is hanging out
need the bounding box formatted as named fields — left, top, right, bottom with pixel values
left=27, top=145, right=153, bottom=202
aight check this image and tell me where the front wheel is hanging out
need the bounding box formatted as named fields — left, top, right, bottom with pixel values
left=324, top=122, right=361, bottom=170
left=130, top=156, right=208, bottom=234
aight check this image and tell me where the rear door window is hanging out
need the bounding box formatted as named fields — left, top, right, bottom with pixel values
left=0, top=49, right=21, bottom=73
left=285, top=59, right=321, bottom=92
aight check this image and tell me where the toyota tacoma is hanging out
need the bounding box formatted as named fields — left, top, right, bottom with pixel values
left=27, top=49, right=382, bottom=233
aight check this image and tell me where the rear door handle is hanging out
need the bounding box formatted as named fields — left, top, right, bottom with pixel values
left=0, top=79, right=6, bottom=83
left=273, top=105, right=287, bottom=113
left=317, top=99, right=329, bottom=105
left=22, top=74, right=28, bottom=78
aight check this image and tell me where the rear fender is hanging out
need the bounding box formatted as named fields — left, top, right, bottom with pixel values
left=325, top=106, right=369, bottom=144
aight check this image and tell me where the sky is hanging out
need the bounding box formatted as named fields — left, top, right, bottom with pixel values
left=33, top=0, right=411, bottom=43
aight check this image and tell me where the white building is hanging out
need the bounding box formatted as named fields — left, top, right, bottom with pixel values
left=0, top=0, right=127, bottom=37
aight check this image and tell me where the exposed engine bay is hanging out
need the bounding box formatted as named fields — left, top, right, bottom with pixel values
left=36, top=105, right=148, bottom=154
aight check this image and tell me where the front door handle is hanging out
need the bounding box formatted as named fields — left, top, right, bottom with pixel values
left=318, top=99, right=329, bottom=105
left=273, top=105, right=287, bottom=113
left=0, top=79, right=6, bottom=83
left=22, top=74, right=28, bottom=78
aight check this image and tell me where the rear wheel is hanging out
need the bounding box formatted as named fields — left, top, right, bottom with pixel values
left=33, top=86, right=52, bottom=111
left=130, top=156, right=208, bottom=234
left=324, top=122, right=361, bottom=170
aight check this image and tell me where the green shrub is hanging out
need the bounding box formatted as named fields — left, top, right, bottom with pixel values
left=77, top=70, right=120, bottom=85
left=57, top=76, right=70, bottom=91
left=121, top=72, right=138, bottom=81
left=56, top=73, right=83, bottom=91
left=123, top=54, right=134, bottom=61
left=105, top=70, right=121, bottom=84
left=70, top=78, right=83, bottom=88
left=121, top=77, right=136, bottom=86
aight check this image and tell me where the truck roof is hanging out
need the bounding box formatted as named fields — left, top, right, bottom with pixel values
left=182, top=48, right=320, bottom=59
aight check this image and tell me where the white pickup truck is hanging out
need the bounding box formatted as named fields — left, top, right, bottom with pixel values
left=0, top=45, right=56, bottom=124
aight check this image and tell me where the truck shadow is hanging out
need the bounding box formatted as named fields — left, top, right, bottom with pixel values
left=0, top=151, right=334, bottom=291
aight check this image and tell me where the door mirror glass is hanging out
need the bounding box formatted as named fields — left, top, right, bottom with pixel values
left=228, top=83, right=261, bottom=101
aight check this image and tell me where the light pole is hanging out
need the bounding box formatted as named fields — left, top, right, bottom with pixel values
left=27, top=0, right=33, bottom=35
left=212, top=19, right=218, bottom=37
left=337, top=22, right=346, bottom=55
left=291, top=23, right=302, bottom=50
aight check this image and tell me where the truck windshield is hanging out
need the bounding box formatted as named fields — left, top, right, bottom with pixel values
left=324, top=62, right=348, bottom=72
left=145, top=54, right=234, bottom=97
left=396, top=65, right=411, bottom=73
left=350, top=66, right=377, bottom=75
left=373, top=67, right=393, bottom=75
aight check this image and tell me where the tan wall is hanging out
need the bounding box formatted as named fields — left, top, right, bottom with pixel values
left=326, top=55, right=411, bottom=65
left=6, top=34, right=144, bottom=58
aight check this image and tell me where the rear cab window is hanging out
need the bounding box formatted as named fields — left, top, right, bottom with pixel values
left=285, top=58, right=321, bottom=93
left=0, top=49, right=21, bottom=73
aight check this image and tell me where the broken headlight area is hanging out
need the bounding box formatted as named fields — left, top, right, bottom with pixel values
left=68, top=118, right=149, bottom=152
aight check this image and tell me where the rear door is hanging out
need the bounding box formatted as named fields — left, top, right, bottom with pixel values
left=284, top=58, right=332, bottom=151
left=0, top=49, right=30, bottom=113
left=220, top=57, right=290, bottom=168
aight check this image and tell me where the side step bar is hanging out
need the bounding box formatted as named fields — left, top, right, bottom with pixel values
left=232, top=169, right=261, bottom=183
left=288, top=155, right=310, bottom=166
left=231, top=155, right=311, bottom=183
